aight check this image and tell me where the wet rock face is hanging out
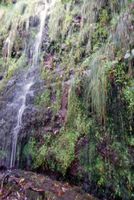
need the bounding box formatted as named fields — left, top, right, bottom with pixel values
left=0, top=76, right=22, bottom=167
left=0, top=1, right=133, bottom=199
left=0, top=170, right=95, bottom=200
left=0, top=106, right=17, bottom=167
left=12, top=0, right=17, bottom=4
left=0, top=76, right=3, bottom=80
left=29, top=16, right=40, bottom=27
left=0, top=0, right=52, bottom=168
left=0, top=70, right=45, bottom=168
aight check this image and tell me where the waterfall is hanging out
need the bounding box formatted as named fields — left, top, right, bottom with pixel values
left=10, top=0, right=55, bottom=168
left=10, top=82, right=33, bottom=168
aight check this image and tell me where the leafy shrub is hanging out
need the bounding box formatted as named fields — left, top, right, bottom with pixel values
left=34, top=131, right=80, bottom=175
left=124, top=81, right=134, bottom=112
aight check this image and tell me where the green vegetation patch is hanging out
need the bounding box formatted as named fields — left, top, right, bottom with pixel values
left=23, top=130, right=80, bottom=175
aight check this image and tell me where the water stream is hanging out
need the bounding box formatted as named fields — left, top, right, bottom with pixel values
left=10, top=0, right=54, bottom=168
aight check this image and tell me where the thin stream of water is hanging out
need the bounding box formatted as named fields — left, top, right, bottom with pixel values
left=10, top=0, right=55, bottom=168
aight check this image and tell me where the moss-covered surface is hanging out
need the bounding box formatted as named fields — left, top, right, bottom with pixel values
left=0, top=170, right=95, bottom=200
left=0, top=0, right=134, bottom=199
left=26, top=1, right=134, bottom=199
left=0, top=0, right=41, bottom=92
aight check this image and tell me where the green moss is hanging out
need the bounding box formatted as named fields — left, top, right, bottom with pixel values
left=0, top=150, right=7, bottom=159
left=91, top=23, right=108, bottom=51
left=51, top=85, right=62, bottom=114
left=0, top=54, right=27, bottom=92
left=49, top=130, right=80, bottom=174
left=35, top=89, right=51, bottom=108
left=23, top=137, right=37, bottom=163
left=66, top=79, right=91, bottom=134
left=79, top=123, right=134, bottom=199
left=10, top=1, right=133, bottom=200
left=124, top=80, right=134, bottom=112
left=6, top=54, right=27, bottom=79
left=34, top=135, right=51, bottom=169
left=34, top=130, right=80, bottom=175
left=0, top=57, right=5, bottom=73
left=99, top=9, right=110, bottom=26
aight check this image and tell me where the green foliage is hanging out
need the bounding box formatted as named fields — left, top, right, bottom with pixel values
left=61, top=0, right=72, bottom=3
left=124, top=81, right=134, bottom=111
left=67, top=79, right=91, bottom=134
left=34, top=135, right=51, bottom=169
left=51, top=86, right=62, bottom=114
left=35, top=89, right=51, bottom=108
left=79, top=124, right=134, bottom=199
left=34, top=130, right=80, bottom=175
left=91, top=23, right=108, bottom=51
left=0, top=57, right=5, bottom=72
left=0, top=150, right=6, bottom=159
left=82, top=53, right=108, bottom=124
left=48, top=1, right=65, bottom=40
left=0, top=1, right=133, bottom=200
left=49, top=130, right=80, bottom=174
left=41, top=68, right=53, bottom=83
left=99, top=9, right=110, bottom=25
left=114, top=63, right=128, bottom=86
left=22, top=137, right=37, bottom=165
left=127, top=136, right=134, bottom=147
left=6, top=59, right=18, bottom=79
left=0, top=54, right=27, bottom=92
left=6, top=54, right=27, bottom=79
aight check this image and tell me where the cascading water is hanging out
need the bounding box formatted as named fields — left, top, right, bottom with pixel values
left=10, top=82, right=33, bottom=168
left=9, top=0, right=55, bottom=168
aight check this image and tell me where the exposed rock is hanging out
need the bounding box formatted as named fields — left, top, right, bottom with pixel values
left=0, top=170, right=95, bottom=200
left=29, top=16, right=40, bottom=27
left=0, top=76, right=3, bottom=81
left=0, top=0, right=134, bottom=199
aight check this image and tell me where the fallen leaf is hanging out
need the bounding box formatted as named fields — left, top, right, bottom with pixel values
left=19, top=178, right=25, bottom=184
